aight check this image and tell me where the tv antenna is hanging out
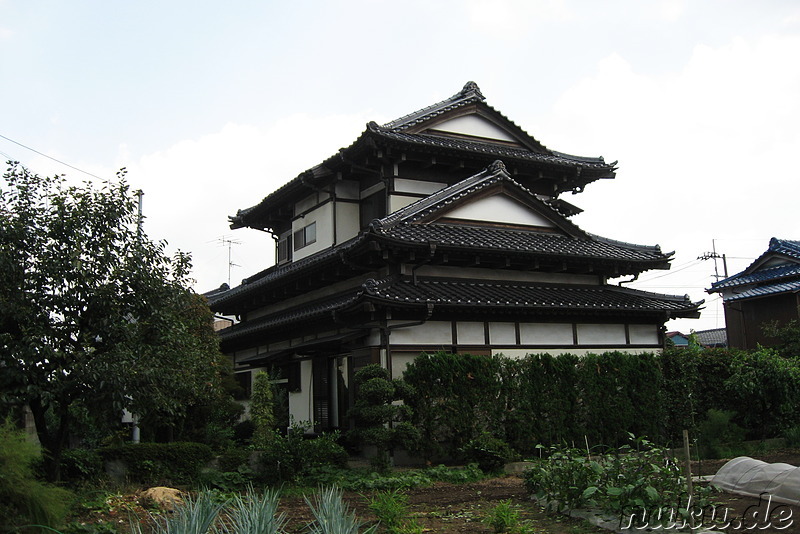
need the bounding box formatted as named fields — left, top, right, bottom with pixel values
left=217, top=236, right=242, bottom=286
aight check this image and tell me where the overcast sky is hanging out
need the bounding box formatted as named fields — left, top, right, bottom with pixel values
left=2, top=0, right=799, bottom=334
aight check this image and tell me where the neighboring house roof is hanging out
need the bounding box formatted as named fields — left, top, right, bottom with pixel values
left=695, top=328, right=728, bottom=347
left=709, top=238, right=800, bottom=301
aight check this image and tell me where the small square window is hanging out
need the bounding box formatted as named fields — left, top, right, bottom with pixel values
left=293, top=222, right=317, bottom=251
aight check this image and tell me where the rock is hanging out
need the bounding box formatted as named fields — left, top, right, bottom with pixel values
left=140, top=487, right=183, bottom=511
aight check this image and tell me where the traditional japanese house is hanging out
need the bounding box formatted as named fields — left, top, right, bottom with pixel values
left=709, top=238, right=800, bottom=349
left=209, top=82, right=702, bottom=431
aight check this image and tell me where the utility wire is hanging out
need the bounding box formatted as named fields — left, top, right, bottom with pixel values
left=0, top=133, right=106, bottom=180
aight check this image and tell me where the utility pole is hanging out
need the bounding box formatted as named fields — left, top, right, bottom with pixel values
left=698, top=239, right=729, bottom=281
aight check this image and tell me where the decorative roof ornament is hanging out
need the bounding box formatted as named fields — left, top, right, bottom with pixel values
left=486, top=159, right=508, bottom=175
left=460, top=81, right=484, bottom=100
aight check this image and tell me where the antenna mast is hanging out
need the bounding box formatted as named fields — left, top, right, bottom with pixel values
left=218, top=236, right=242, bottom=286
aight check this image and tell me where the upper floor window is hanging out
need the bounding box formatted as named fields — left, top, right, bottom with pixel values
left=293, top=222, right=316, bottom=251
left=277, top=235, right=292, bottom=264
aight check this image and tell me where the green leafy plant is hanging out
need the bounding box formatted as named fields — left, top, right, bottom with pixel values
left=365, top=489, right=422, bottom=534
left=524, top=437, right=718, bottom=521
left=483, top=500, right=520, bottom=533
left=0, top=419, right=72, bottom=532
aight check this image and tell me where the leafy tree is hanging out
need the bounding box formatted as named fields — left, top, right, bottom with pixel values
left=0, top=162, right=225, bottom=481
left=762, top=318, right=800, bottom=357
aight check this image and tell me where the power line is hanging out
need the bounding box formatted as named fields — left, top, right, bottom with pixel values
left=0, top=133, right=106, bottom=180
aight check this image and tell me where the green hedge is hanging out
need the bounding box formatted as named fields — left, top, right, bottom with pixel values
left=403, top=348, right=800, bottom=457
left=99, top=441, right=213, bottom=484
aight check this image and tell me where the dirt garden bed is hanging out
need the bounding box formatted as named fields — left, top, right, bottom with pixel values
left=70, top=450, right=800, bottom=533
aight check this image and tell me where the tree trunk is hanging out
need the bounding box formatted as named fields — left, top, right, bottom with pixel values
left=28, top=397, right=70, bottom=482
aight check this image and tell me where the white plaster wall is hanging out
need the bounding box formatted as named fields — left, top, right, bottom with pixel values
left=489, top=322, right=516, bottom=344
left=444, top=195, right=555, bottom=227
left=336, top=180, right=360, bottom=200
left=295, top=192, right=330, bottom=214
left=412, top=265, right=600, bottom=285
left=391, top=353, right=417, bottom=380
left=335, top=202, right=360, bottom=244
left=430, top=115, right=518, bottom=143
left=288, top=360, right=313, bottom=426
left=394, top=178, right=447, bottom=195
left=497, top=347, right=654, bottom=359
left=576, top=324, right=627, bottom=345
left=457, top=321, right=485, bottom=344
left=389, top=321, right=452, bottom=345
left=389, top=195, right=420, bottom=214
left=293, top=202, right=333, bottom=261
left=519, top=323, right=574, bottom=345
left=629, top=324, right=660, bottom=345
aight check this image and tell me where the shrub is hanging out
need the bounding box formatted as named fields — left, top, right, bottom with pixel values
left=0, top=419, right=72, bottom=532
left=60, top=448, right=104, bottom=483
left=460, top=433, right=514, bottom=473
left=99, top=441, right=213, bottom=484
left=256, top=426, right=348, bottom=484
left=697, top=409, right=746, bottom=459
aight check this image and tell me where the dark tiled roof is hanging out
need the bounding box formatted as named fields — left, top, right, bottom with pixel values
left=219, top=275, right=702, bottom=342
left=363, top=277, right=702, bottom=317
left=371, top=160, right=576, bottom=230
left=379, top=224, right=669, bottom=265
left=229, top=82, right=614, bottom=230
left=695, top=328, right=728, bottom=347
left=218, top=292, right=361, bottom=342
left=367, top=122, right=614, bottom=171
left=370, top=161, right=668, bottom=267
left=208, top=235, right=366, bottom=309
left=383, top=81, right=488, bottom=131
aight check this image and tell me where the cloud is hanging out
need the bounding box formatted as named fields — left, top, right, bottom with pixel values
left=125, top=112, right=373, bottom=292
left=538, top=32, right=800, bottom=332
left=467, top=0, right=573, bottom=39
left=657, top=0, right=685, bottom=22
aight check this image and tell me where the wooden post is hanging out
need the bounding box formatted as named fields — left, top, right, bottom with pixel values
left=683, top=429, right=695, bottom=530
